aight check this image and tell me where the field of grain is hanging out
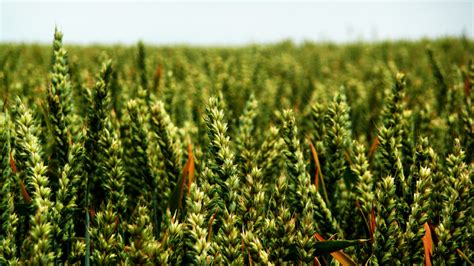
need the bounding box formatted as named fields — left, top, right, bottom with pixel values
left=0, top=29, right=472, bottom=265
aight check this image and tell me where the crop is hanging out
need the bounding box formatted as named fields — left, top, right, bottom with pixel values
left=0, top=28, right=472, bottom=265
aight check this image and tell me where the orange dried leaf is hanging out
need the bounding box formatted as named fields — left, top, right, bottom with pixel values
left=313, top=233, right=325, bottom=242
left=9, top=152, right=17, bottom=174
left=153, top=65, right=163, bottom=90
left=89, top=207, right=96, bottom=218
left=308, top=139, right=320, bottom=189
left=20, top=180, right=31, bottom=203
left=313, top=257, right=321, bottom=266
left=422, top=222, right=433, bottom=266
left=464, top=76, right=471, bottom=96
left=314, top=233, right=357, bottom=266
left=186, top=143, right=195, bottom=195
left=370, top=203, right=376, bottom=241
left=307, top=137, right=329, bottom=203
left=170, top=143, right=194, bottom=211
left=368, top=137, right=379, bottom=158
left=114, top=217, right=119, bottom=230
left=176, top=142, right=195, bottom=209
left=154, top=65, right=162, bottom=79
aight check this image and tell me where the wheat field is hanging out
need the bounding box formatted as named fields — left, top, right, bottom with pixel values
left=0, top=29, right=472, bottom=265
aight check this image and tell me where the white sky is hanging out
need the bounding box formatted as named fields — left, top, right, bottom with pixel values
left=1, top=1, right=473, bottom=45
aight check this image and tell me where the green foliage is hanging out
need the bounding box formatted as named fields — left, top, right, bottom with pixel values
left=0, top=29, right=472, bottom=264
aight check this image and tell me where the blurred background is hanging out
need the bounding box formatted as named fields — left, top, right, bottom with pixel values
left=1, top=0, right=472, bottom=45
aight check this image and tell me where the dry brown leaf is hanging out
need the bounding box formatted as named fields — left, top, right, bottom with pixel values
left=20, top=180, right=32, bottom=203
left=370, top=203, right=376, bottom=241
left=178, top=142, right=195, bottom=209
left=186, top=143, right=195, bottom=195
left=368, top=136, right=379, bottom=159
left=308, top=139, right=321, bottom=189
left=9, top=152, right=17, bottom=174
left=314, top=233, right=357, bottom=266
left=422, top=222, right=433, bottom=266
left=307, top=138, right=329, bottom=203
left=313, top=257, right=321, bottom=266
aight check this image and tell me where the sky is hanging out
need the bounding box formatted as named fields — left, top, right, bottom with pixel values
left=1, top=1, right=473, bottom=45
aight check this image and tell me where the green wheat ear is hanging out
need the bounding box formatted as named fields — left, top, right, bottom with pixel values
left=159, top=208, right=186, bottom=264
left=46, top=34, right=85, bottom=263
left=280, top=109, right=341, bottom=262
left=202, top=96, right=245, bottom=264
left=14, top=97, right=54, bottom=264
left=53, top=139, right=84, bottom=263
left=279, top=109, right=308, bottom=213
left=126, top=205, right=157, bottom=264
left=256, top=125, right=285, bottom=186
left=378, top=73, right=407, bottom=192
left=323, top=91, right=352, bottom=199
left=236, top=93, right=259, bottom=176
left=203, top=96, right=239, bottom=209
left=351, top=142, right=374, bottom=217
left=399, top=137, right=435, bottom=264
left=204, top=96, right=237, bottom=181
left=90, top=202, right=123, bottom=265
left=373, top=176, right=399, bottom=264
left=435, top=139, right=472, bottom=264
left=426, top=47, right=448, bottom=113
left=83, top=59, right=113, bottom=266
left=184, top=183, right=212, bottom=264
left=47, top=27, right=71, bottom=186
left=124, top=98, right=165, bottom=239
left=0, top=110, right=19, bottom=264
left=136, top=41, right=149, bottom=96
left=98, top=126, right=127, bottom=223
left=150, top=100, right=182, bottom=212
left=242, top=230, right=273, bottom=265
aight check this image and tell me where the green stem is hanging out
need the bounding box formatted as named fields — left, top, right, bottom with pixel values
left=84, top=174, right=91, bottom=266
left=85, top=209, right=90, bottom=266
